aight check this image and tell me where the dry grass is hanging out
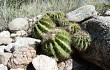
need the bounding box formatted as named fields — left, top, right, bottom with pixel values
left=0, top=0, right=107, bottom=24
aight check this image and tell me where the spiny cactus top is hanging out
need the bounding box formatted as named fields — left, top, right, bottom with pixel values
left=72, top=30, right=91, bottom=51
left=67, top=23, right=81, bottom=34
left=42, top=28, right=72, bottom=61
left=33, top=14, right=56, bottom=39
left=46, top=12, right=65, bottom=26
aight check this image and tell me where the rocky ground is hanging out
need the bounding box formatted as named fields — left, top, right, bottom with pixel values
left=0, top=5, right=110, bottom=70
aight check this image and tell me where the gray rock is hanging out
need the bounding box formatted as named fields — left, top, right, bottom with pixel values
left=0, top=31, right=10, bottom=37
left=7, top=47, right=36, bottom=69
left=80, top=16, right=110, bottom=70
left=0, top=64, right=8, bottom=70
left=15, top=37, right=41, bottom=47
left=0, top=53, right=12, bottom=65
left=58, top=59, right=73, bottom=70
left=32, top=55, right=58, bottom=70
left=104, top=9, right=110, bottom=16
left=72, top=57, right=103, bottom=70
left=8, top=18, right=29, bottom=32
left=0, top=37, right=13, bottom=45
left=66, top=5, right=97, bottom=22
left=5, top=37, right=41, bottom=52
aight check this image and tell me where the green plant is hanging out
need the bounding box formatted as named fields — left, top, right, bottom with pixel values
left=42, top=28, right=72, bottom=61
left=72, top=30, right=91, bottom=51
left=33, top=14, right=56, bottom=39
left=57, top=21, right=81, bottom=34
left=46, top=11, right=65, bottom=26
left=66, top=23, right=81, bottom=34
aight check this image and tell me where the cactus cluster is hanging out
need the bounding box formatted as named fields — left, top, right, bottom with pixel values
left=72, top=30, right=91, bottom=51
left=33, top=12, right=91, bottom=61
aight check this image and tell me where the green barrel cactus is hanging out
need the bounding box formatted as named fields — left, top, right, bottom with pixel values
left=72, top=30, right=91, bottom=51
left=67, top=23, right=81, bottom=34
left=42, top=28, right=72, bottom=61
left=33, top=14, right=56, bottom=39
left=46, top=12, right=65, bottom=26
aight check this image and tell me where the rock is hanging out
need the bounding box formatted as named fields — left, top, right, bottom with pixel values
left=0, top=45, right=7, bottom=53
left=7, top=47, right=36, bottom=69
left=0, top=64, right=8, bottom=70
left=66, top=5, right=97, bottom=22
left=80, top=16, right=110, bottom=70
left=65, top=59, right=73, bottom=70
left=0, top=37, right=13, bottom=45
left=58, top=62, right=65, bottom=70
left=5, top=43, right=18, bottom=52
left=15, top=37, right=41, bottom=48
left=32, top=55, right=58, bottom=70
left=11, top=30, right=28, bottom=38
left=0, top=31, right=10, bottom=37
left=8, top=18, right=29, bottom=32
left=58, top=57, right=102, bottom=70
left=104, top=9, right=110, bottom=16
left=0, top=53, right=12, bottom=65
left=72, top=57, right=103, bottom=70
left=5, top=37, right=41, bottom=52
left=58, top=59, right=73, bottom=70
left=10, top=68, right=25, bottom=70
left=16, top=30, right=28, bottom=37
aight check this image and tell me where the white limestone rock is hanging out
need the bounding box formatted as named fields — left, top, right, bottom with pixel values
left=0, top=64, right=8, bottom=70
left=0, top=31, right=10, bottom=37
left=32, top=55, right=58, bottom=70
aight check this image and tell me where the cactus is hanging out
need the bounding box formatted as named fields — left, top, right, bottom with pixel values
left=46, top=12, right=65, bottom=26
left=67, top=23, right=81, bottom=34
left=42, top=28, right=72, bottom=61
left=72, top=30, right=91, bottom=51
left=33, top=12, right=92, bottom=61
left=33, top=14, right=56, bottom=39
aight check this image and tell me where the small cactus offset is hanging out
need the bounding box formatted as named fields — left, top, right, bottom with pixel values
left=53, top=12, right=64, bottom=21
left=67, top=23, right=81, bottom=34
left=33, top=14, right=56, bottom=39
left=42, top=28, right=72, bottom=61
left=72, top=30, right=91, bottom=51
